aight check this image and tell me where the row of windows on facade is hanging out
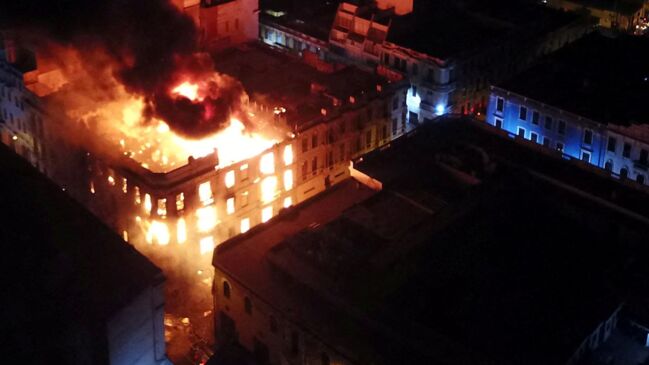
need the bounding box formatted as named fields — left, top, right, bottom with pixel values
left=510, top=125, right=648, bottom=185
left=220, top=281, right=332, bottom=365
left=0, top=87, right=25, bottom=111
left=262, top=27, right=324, bottom=57
left=500, top=98, right=649, bottom=164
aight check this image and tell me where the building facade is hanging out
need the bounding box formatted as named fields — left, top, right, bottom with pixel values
left=547, top=0, right=645, bottom=32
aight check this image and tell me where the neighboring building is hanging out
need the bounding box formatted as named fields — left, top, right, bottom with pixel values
left=212, top=117, right=649, bottom=365
left=260, top=0, right=594, bottom=123
left=174, top=0, right=259, bottom=50
left=0, top=39, right=90, bottom=202
left=547, top=0, right=645, bottom=32
left=0, top=143, right=169, bottom=364
left=88, top=42, right=408, bottom=258
left=487, top=31, right=649, bottom=186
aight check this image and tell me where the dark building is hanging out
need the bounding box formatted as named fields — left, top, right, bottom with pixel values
left=260, top=0, right=595, bottom=122
left=0, top=144, right=169, bottom=364
left=212, top=117, right=649, bottom=365
left=487, top=31, right=649, bottom=187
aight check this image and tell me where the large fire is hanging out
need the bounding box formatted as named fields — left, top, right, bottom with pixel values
left=86, top=79, right=279, bottom=173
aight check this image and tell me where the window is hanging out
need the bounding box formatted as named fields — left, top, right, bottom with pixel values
left=312, top=133, right=318, bottom=149
left=620, top=167, right=629, bottom=179
left=605, top=160, right=613, bottom=171
left=641, top=149, right=648, bottom=165
left=530, top=132, right=538, bottom=143
left=225, top=170, right=235, bottom=188
left=519, top=106, right=527, bottom=121
left=302, top=138, right=308, bottom=153
left=623, top=143, right=631, bottom=158
left=270, top=316, right=278, bottom=333
left=321, top=353, right=330, bottom=365
left=583, top=129, right=593, bottom=145
left=543, top=137, right=550, bottom=147
left=517, top=127, right=525, bottom=138
left=240, top=164, right=249, bottom=180
left=412, top=63, right=418, bottom=76
left=638, top=175, right=646, bottom=185
left=366, top=130, right=372, bottom=148
left=240, top=191, right=249, bottom=207
left=496, top=97, right=504, bottom=112
left=532, top=111, right=539, bottom=125
left=226, top=197, right=235, bottom=214
left=544, top=116, right=553, bottom=130
left=607, top=137, right=617, bottom=153
left=291, top=331, right=299, bottom=355
left=223, top=281, right=231, bottom=298
left=244, top=297, right=253, bottom=315
left=392, top=96, right=399, bottom=110
left=556, top=142, right=564, bottom=152
left=495, top=118, right=503, bottom=129
left=311, top=157, right=318, bottom=175
left=240, top=217, right=250, bottom=233
left=581, top=150, right=591, bottom=163
left=302, top=161, right=308, bottom=180
left=558, top=120, right=566, bottom=135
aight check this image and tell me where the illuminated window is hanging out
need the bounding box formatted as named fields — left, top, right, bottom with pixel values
left=198, top=181, right=213, bottom=205
left=177, top=218, right=187, bottom=244
left=240, top=163, right=249, bottom=180
left=196, top=206, right=217, bottom=232
left=107, top=175, right=116, bottom=186
left=146, top=220, right=170, bottom=245
left=157, top=198, right=167, bottom=217
left=226, top=197, right=235, bottom=214
left=240, top=218, right=250, bottom=233
left=134, top=186, right=141, bottom=204
left=199, top=236, right=214, bottom=255
left=176, top=192, right=185, bottom=211
left=261, top=206, right=273, bottom=223
left=283, top=197, right=292, bottom=208
left=260, top=152, right=275, bottom=175
left=121, top=178, right=128, bottom=194
left=225, top=170, right=235, bottom=188
left=122, top=230, right=129, bottom=242
left=283, top=145, right=294, bottom=166
left=144, top=193, right=152, bottom=215
left=90, top=181, right=95, bottom=194
left=283, top=170, right=293, bottom=191
left=261, top=176, right=278, bottom=203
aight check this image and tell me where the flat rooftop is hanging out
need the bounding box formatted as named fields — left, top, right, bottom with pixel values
left=0, top=144, right=163, bottom=360
left=215, top=117, right=649, bottom=364
left=386, top=0, right=580, bottom=59
left=497, top=31, right=649, bottom=127
left=260, top=0, right=340, bottom=41
left=213, top=43, right=395, bottom=131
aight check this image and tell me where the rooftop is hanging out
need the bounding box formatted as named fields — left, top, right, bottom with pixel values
left=213, top=43, right=398, bottom=131
left=560, top=0, right=644, bottom=15
left=260, top=0, right=340, bottom=41
left=214, top=117, right=649, bottom=364
left=0, top=144, right=163, bottom=359
left=385, top=0, right=580, bottom=59
left=497, top=31, right=649, bottom=127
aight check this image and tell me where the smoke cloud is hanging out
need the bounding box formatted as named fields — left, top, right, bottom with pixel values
left=0, top=0, right=245, bottom=138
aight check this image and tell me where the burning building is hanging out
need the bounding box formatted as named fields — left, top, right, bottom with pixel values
left=85, top=42, right=408, bottom=262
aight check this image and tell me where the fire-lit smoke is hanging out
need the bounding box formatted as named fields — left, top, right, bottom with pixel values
left=1, top=0, right=247, bottom=137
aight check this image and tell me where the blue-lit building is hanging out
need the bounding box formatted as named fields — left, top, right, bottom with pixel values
left=487, top=31, right=649, bottom=186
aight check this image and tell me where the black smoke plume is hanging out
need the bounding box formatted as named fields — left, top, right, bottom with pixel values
left=0, top=0, right=245, bottom=138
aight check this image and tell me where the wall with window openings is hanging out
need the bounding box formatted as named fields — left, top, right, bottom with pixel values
left=487, top=87, right=649, bottom=186
left=213, top=268, right=348, bottom=365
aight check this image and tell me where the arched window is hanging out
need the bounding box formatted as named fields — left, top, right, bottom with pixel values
left=270, top=315, right=278, bottom=333
left=605, top=160, right=613, bottom=171
left=244, top=296, right=253, bottom=315
left=620, top=167, right=629, bottom=179
left=223, top=281, right=231, bottom=299
left=321, top=352, right=330, bottom=365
